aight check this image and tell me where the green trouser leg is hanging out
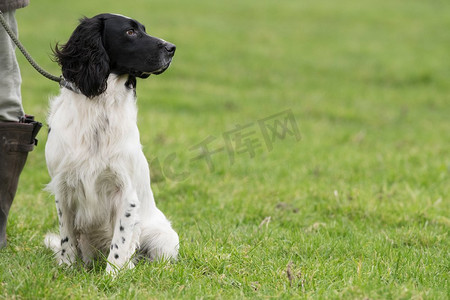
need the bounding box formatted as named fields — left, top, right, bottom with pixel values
left=0, top=10, right=25, bottom=122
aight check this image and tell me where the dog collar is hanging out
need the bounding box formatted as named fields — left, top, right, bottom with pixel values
left=60, top=78, right=82, bottom=95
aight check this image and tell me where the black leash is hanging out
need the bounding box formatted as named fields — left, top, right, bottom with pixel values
left=0, top=9, right=61, bottom=83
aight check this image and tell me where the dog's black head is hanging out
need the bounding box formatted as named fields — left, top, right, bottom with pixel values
left=54, top=13, right=175, bottom=98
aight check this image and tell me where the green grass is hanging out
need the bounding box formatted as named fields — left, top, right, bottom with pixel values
left=1, top=0, right=449, bottom=298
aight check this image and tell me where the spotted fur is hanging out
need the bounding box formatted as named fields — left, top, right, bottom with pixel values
left=44, top=13, right=179, bottom=275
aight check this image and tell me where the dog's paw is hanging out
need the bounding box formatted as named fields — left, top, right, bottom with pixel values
left=45, top=232, right=75, bottom=266
left=45, top=232, right=77, bottom=266
left=106, top=260, right=135, bottom=276
left=106, top=263, right=118, bottom=276
left=58, top=247, right=77, bottom=266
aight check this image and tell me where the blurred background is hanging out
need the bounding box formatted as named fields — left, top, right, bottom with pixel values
left=15, top=0, right=449, bottom=195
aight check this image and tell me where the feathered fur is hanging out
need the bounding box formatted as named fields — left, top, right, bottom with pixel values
left=44, top=13, right=179, bottom=274
left=54, top=17, right=110, bottom=98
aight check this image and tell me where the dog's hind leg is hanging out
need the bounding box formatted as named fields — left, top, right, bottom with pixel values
left=139, top=208, right=179, bottom=262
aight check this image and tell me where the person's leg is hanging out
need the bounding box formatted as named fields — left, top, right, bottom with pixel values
left=0, top=120, right=39, bottom=248
left=0, top=10, right=24, bottom=122
left=0, top=10, right=41, bottom=248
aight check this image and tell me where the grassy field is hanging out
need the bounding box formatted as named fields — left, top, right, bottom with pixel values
left=1, top=0, right=449, bottom=298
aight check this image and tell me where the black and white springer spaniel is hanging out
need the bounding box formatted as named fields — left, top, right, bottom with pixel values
left=44, top=13, right=179, bottom=274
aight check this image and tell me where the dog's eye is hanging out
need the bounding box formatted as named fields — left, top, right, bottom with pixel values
left=126, top=29, right=137, bottom=36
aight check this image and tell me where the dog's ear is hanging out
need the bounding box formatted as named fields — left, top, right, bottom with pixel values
left=54, top=16, right=110, bottom=98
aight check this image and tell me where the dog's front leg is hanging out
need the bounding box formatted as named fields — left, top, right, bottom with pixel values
left=55, top=197, right=78, bottom=266
left=106, top=189, right=140, bottom=274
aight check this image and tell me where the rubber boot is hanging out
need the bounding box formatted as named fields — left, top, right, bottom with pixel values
left=0, top=116, right=41, bottom=248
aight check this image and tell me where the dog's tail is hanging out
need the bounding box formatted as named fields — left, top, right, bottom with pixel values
left=44, top=232, right=61, bottom=253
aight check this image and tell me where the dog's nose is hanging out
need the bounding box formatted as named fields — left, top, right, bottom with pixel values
left=164, top=42, right=176, bottom=54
